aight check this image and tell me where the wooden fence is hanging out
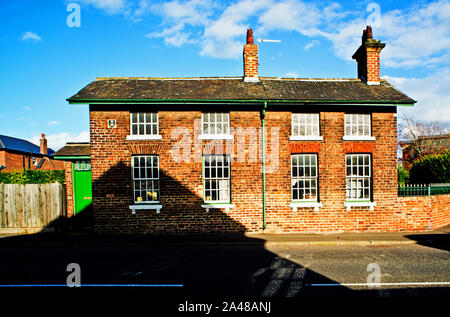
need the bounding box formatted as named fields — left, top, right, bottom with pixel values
left=0, top=183, right=66, bottom=233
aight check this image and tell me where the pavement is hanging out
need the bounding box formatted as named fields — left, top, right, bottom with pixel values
left=0, top=224, right=448, bottom=247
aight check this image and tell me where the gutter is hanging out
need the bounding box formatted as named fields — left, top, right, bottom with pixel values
left=67, top=98, right=416, bottom=106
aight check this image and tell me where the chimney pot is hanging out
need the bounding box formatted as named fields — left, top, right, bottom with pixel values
left=246, top=29, right=254, bottom=44
left=40, top=133, right=48, bottom=155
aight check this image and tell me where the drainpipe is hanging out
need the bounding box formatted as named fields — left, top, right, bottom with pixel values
left=261, top=101, right=268, bottom=230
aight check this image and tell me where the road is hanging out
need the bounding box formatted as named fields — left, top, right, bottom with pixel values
left=0, top=236, right=448, bottom=297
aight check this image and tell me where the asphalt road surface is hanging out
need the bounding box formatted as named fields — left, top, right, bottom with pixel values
left=0, top=236, right=448, bottom=297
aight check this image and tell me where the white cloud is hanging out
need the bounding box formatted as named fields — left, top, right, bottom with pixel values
left=146, top=0, right=450, bottom=69
left=79, top=0, right=152, bottom=21
left=304, top=39, right=319, bottom=51
left=324, top=0, right=450, bottom=68
left=79, top=0, right=128, bottom=14
left=147, top=0, right=216, bottom=49
left=29, top=131, right=90, bottom=151
left=384, top=70, right=450, bottom=122
left=21, top=31, right=41, bottom=42
left=48, top=120, right=59, bottom=126
left=284, top=71, right=298, bottom=77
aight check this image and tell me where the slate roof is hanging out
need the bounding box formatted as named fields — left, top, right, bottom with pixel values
left=67, top=77, right=415, bottom=105
left=0, top=135, right=54, bottom=156
left=54, top=143, right=90, bottom=157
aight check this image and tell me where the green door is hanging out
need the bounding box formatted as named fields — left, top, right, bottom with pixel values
left=73, top=160, right=92, bottom=215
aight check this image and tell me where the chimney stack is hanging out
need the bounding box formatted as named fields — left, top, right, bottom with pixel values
left=40, top=133, right=48, bottom=155
left=243, top=29, right=259, bottom=82
left=352, top=26, right=385, bottom=85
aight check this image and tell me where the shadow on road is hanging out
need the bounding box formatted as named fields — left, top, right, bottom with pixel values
left=404, top=232, right=450, bottom=252
left=0, top=159, right=448, bottom=297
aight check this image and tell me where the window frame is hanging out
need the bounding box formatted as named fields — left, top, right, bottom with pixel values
left=345, top=153, right=372, bottom=202
left=199, top=113, right=233, bottom=140
left=131, top=155, right=160, bottom=204
left=127, top=112, right=162, bottom=140
left=202, top=154, right=231, bottom=204
left=291, top=153, right=319, bottom=203
left=74, top=160, right=91, bottom=171
left=290, top=113, right=322, bottom=140
left=343, top=113, right=375, bottom=140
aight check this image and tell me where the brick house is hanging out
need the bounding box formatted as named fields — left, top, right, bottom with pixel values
left=0, top=134, right=64, bottom=172
left=67, top=26, right=449, bottom=234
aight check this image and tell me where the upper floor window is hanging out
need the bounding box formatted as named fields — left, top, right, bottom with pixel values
left=290, top=113, right=322, bottom=141
left=127, top=112, right=162, bottom=140
left=344, top=114, right=374, bottom=140
left=199, top=113, right=233, bottom=140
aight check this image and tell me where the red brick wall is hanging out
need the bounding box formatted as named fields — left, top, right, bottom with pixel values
left=0, top=151, right=5, bottom=168
left=366, top=48, right=381, bottom=84
left=0, top=151, right=64, bottom=172
left=3, top=151, right=28, bottom=171
left=89, top=106, right=449, bottom=234
left=243, top=44, right=258, bottom=79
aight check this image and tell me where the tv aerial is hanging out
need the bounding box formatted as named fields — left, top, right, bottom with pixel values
left=257, top=38, right=281, bottom=43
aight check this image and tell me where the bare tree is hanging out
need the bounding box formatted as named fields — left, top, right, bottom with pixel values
left=398, top=115, right=450, bottom=168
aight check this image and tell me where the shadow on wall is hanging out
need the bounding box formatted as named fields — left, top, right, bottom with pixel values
left=87, top=160, right=250, bottom=234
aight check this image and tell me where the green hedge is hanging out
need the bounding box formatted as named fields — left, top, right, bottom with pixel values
left=409, top=151, right=450, bottom=184
left=397, top=165, right=410, bottom=185
left=0, top=169, right=65, bottom=184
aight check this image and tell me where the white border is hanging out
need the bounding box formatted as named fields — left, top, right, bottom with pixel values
left=343, top=136, right=375, bottom=141
left=201, top=204, right=235, bottom=212
left=290, top=202, right=322, bottom=211
left=344, top=201, right=376, bottom=211
left=126, top=135, right=162, bottom=140
left=199, top=134, right=234, bottom=140
left=129, top=204, right=163, bottom=214
left=289, top=136, right=323, bottom=141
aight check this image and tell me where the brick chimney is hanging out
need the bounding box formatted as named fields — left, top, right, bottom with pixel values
left=352, top=26, right=385, bottom=85
left=243, top=29, right=259, bottom=82
left=40, top=133, right=48, bottom=155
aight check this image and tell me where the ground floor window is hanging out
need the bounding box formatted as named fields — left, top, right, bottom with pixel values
left=203, top=154, right=230, bottom=203
left=346, top=154, right=371, bottom=201
left=291, top=154, right=318, bottom=201
left=132, top=155, right=160, bottom=203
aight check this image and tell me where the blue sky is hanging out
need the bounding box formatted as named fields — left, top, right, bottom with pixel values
left=0, top=0, right=449, bottom=150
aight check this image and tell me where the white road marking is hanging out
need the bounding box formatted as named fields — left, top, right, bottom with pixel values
left=307, top=282, right=450, bottom=287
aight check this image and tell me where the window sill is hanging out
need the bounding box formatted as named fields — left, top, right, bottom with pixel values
left=201, top=203, right=235, bottom=212
left=129, top=204, right=162, bottom=214
left=289, top=136, right=323, bottom=141
left=198, top=134, right=234, bottom=140
left=126, top=135, right=162, bottom=140
left=344, top=201, right=376, bottom=211
left=343, top=136, right=375, bottom=141
left=290, top=202, right=322, bottom=211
